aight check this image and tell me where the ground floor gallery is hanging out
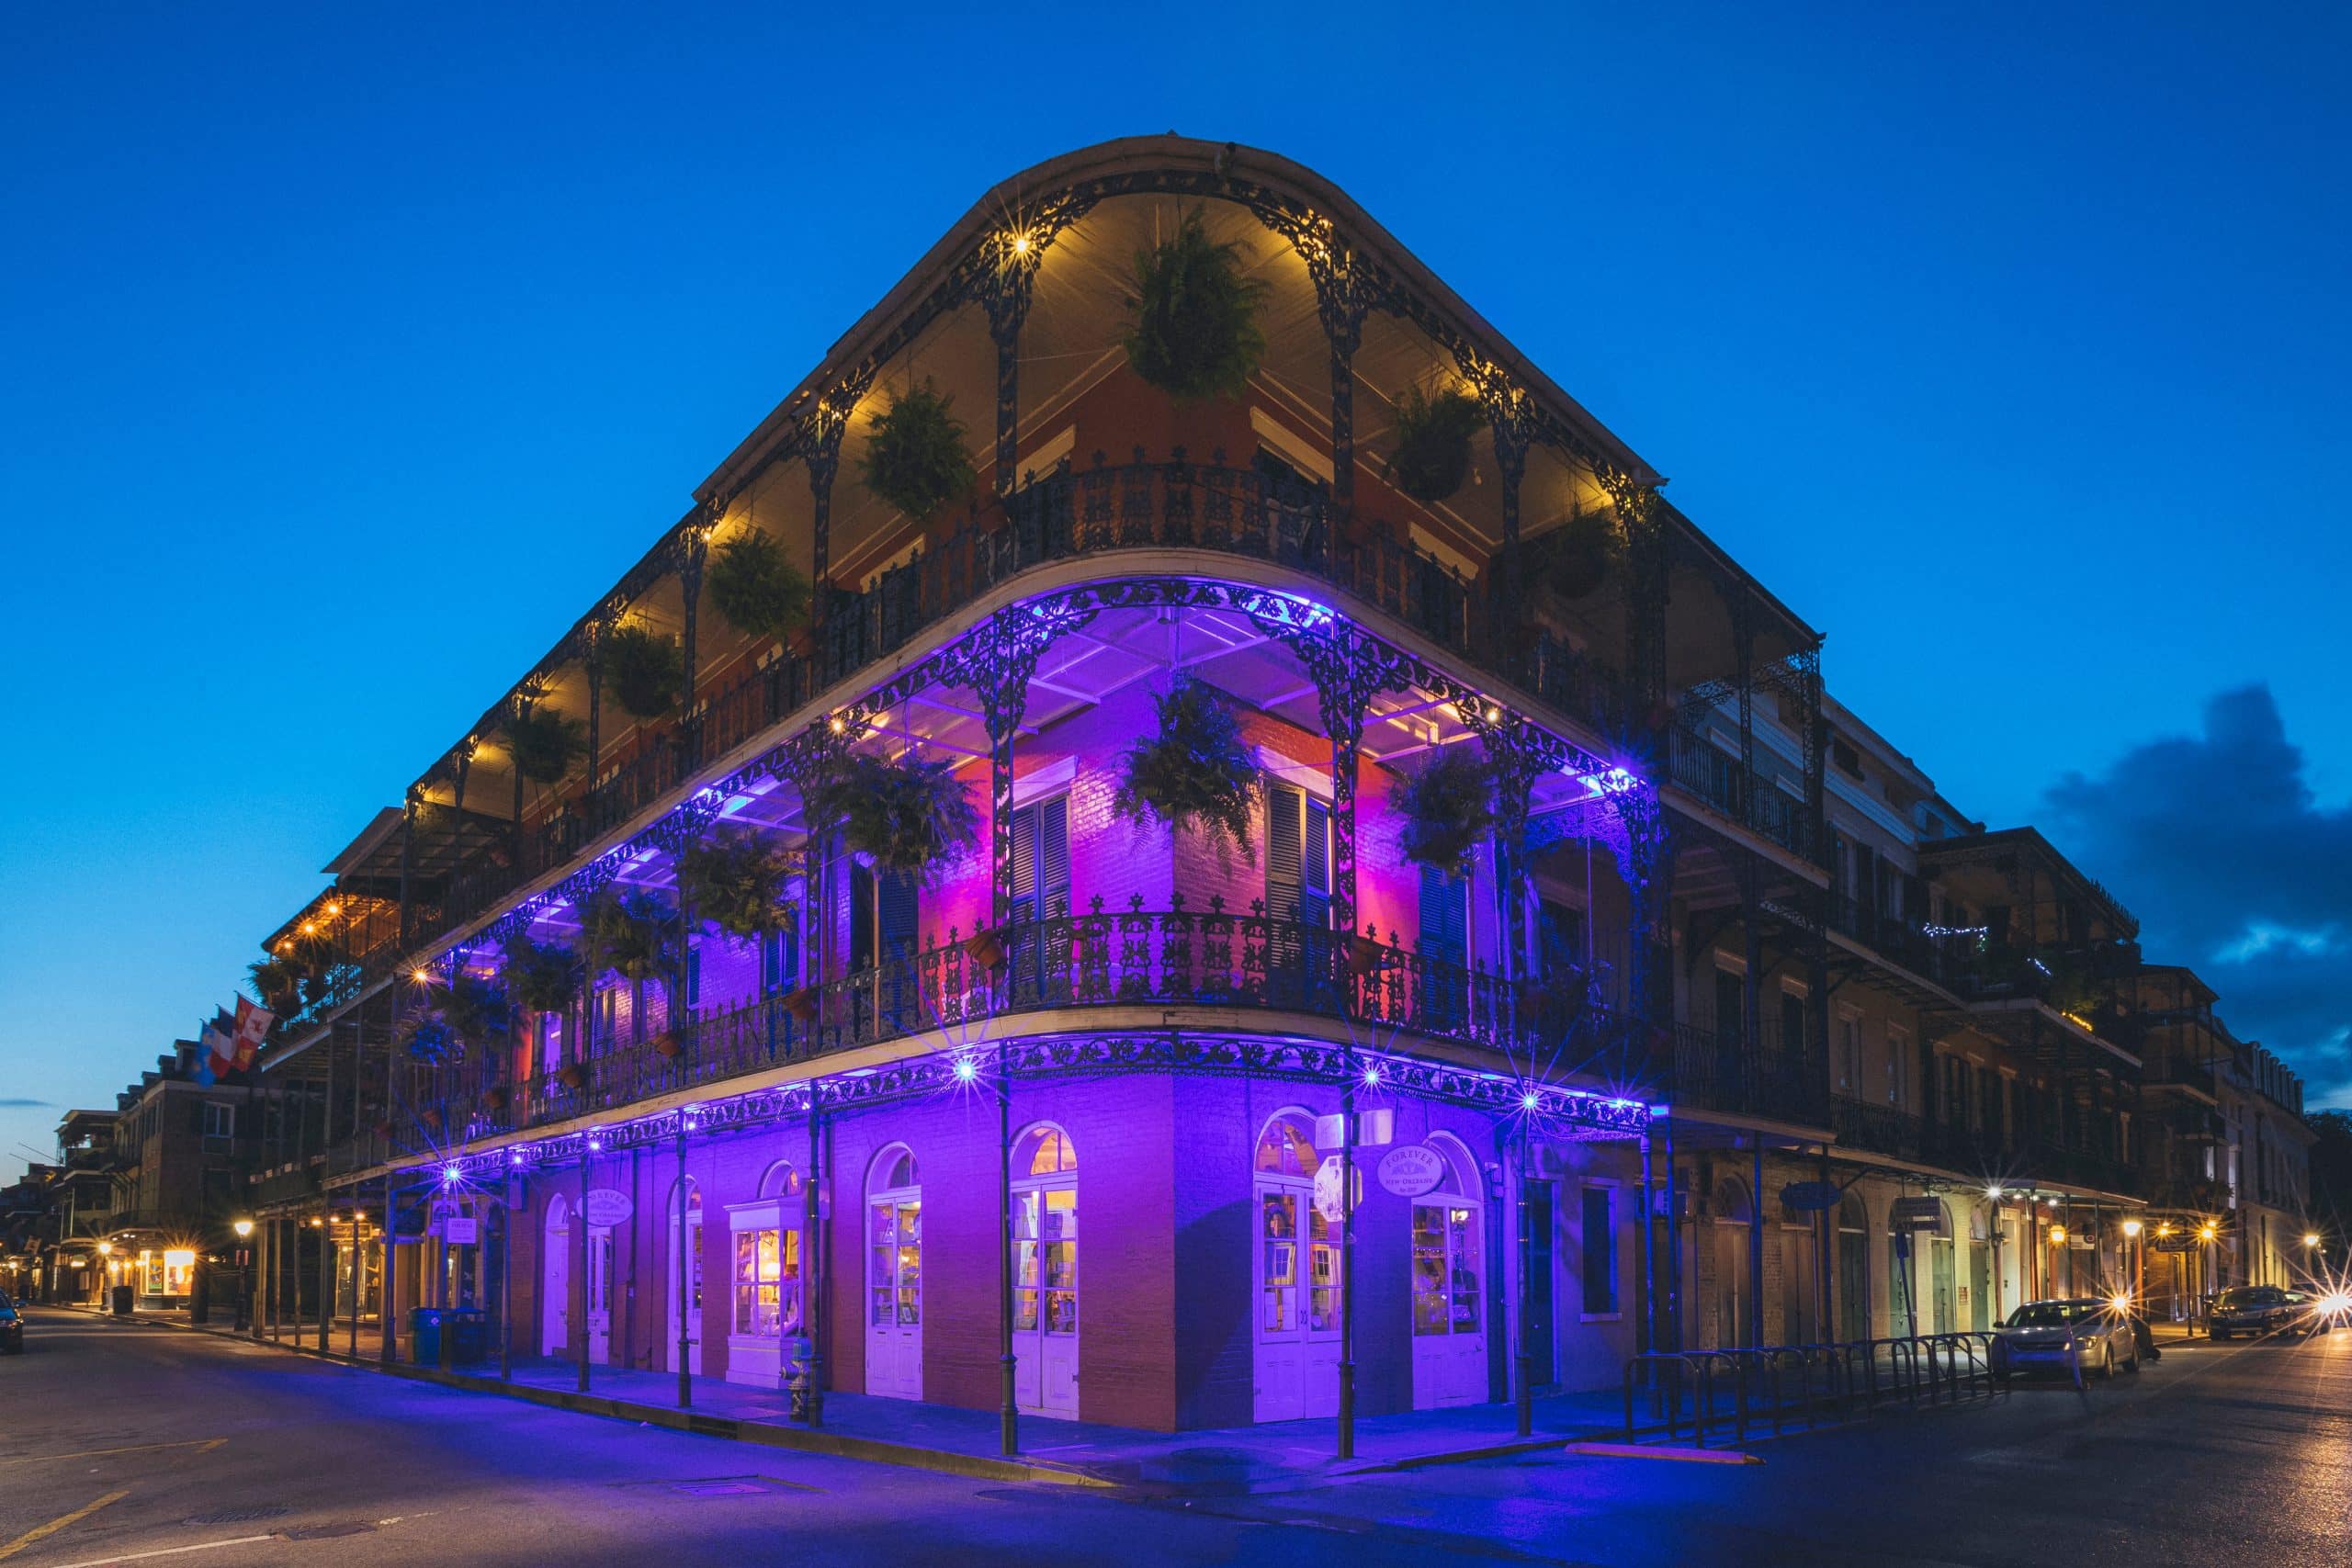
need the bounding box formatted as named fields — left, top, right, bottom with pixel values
left=397, top=1070, right=1651, bottom=1433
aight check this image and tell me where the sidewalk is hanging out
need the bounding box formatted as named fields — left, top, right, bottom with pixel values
left=49, top=1303, right=1645, bottom=1492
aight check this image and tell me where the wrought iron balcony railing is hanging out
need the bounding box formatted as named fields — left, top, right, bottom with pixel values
left=1665, top=733, right=1817, bottom=863
left=414, top=451, right=1647, bottom=961
left=1827, top=1095, right=2142, bottom=1198
left=417, top=897, right=1644, bottom=1142
left=1661, top=1018, right=1831, bottom=1128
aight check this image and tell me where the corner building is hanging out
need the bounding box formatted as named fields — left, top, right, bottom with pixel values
left=243, top=138, right=2301, bottom=1435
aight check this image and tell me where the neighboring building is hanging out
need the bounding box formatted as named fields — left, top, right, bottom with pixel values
left=42, top=1109, right=121, bottom=1305
left=235, top=138, right=2312, bottom=1434
left=100, top=1042, right=266, bottom=1308
left=2219, top=1040, right=2313, bottom=1291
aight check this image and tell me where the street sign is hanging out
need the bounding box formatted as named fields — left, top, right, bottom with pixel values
left=1780, top=1181, right=1840, bottom=1213
left=1312, top=1156, right=1363, bottom=1224
left=1891, top=1196, right=1946, bottom=1231
left=1315, top=1109, right=1395, bottom=1150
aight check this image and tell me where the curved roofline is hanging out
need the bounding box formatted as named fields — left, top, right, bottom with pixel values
left=699, top=134, right=1653, bottom=503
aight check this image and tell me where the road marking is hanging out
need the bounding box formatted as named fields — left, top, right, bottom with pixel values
left=0, top=1490, right=130, bottom=1562
left=1567, top=1441, right=1762, bottom=1465
left=0, top=1438, right=224, bottom=1469
left=36, top=1535, right=278, bottom=1568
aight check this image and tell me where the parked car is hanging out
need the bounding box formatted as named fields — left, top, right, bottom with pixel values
left=0, top=1292, right=23, bottom=1354
left=1993, top=1298, right=2140, bottom=1379
left=2209, top=1285, right=2310, bottom=1340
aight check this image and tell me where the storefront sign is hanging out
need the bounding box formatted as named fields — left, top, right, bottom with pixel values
left=1890, top=1196, right=1946, bottom=1231
left=1377, top=1145, right=1446, bottom=1198
left=1779, top=1181, right=1839, bottom=1213
left=442, top=1216, right=479, bottom=1246
left=1312, top=1156, right=1363, bottom=1224
left=583, top=1188, right=634, bottom=1227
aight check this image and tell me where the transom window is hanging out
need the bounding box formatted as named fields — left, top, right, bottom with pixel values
left=1018, top=1127, right=1078, bottom=1176
left=1255, top=1114, right=1317, bottom=1176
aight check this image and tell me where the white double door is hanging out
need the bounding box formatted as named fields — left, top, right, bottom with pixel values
left=672, top=1204, right=704, bottom=1376
left=1410, top=1197, right=1486, bottom=1408
left=866, top=1187, right=922, bottom=1399
left=1253, top=1179, right=1341, bottom=1422
left=1013, top=1180, right=1079, bottom=1416
left=544, top=1213, right=613, bottom=1362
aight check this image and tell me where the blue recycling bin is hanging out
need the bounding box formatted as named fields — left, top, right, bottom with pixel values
left=411, top=1306, right=490, bottom=1366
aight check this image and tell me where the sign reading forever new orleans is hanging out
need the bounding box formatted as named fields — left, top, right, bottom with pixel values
left=583, top=1188, right=634, bottom=1227
left=1377, top=1145, right=1446, bottom=1198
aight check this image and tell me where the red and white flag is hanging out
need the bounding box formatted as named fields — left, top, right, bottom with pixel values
left=233, top=996, right=275, bottom=1068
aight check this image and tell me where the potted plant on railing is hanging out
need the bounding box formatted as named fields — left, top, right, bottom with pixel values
left=1122, top=207, right=1269, bottom=403
left=803, top=750, right=980, bottom=878
left=602, top=622, right=684, bottom=720
left=860, top=379, right=977, bottom=522
left=1113, top=677, right=1259, bottom=859
left=1384, top=385, right=1485, bottom=503
left=707, top=526, right=817, bottom=658
left=1536, top=511, right=1622, bottom=602
left=1393, top=747, right=1496, bottom=876
left=964, top=927, right=1007, bottom=969
left=508, top=702, right=585, bottom=786
left=558, top=1061, right=587, bottom=1090
left=675, top=830, right=799, bottom=943
left=650, top=1031, right=684, bottom=1060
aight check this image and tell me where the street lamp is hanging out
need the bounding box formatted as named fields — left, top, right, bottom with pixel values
left=232, top=1219, right=255, bottom=1333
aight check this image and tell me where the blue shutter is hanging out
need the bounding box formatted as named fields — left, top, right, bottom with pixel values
left=878, top=869, right=918, bottom=959
left=1418, top=863, right=1467, bottom=964
left=1302, top=797, right=1329, bottom=928
left=1266, top=784, right=1304, bottom=921
left=1037, top=795, right=1069, bottom=919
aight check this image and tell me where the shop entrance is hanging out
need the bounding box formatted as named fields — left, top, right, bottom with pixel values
left=1012, top=1125, right=1079, bottom=1417
left=865, top=1145, right=922, bottom=1400
left=1253, top=1111, right=1339, bottom=1422
left=1409, top=1136, right=1487, bottom=1409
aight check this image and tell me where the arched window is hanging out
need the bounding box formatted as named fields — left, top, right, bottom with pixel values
left=1255, top=1112, right=1317, bottom=1177
left=758, top=1161, right=802, bottom=1201
left=1016, top=1126, right=1077, bottom=1176
left=1713, top=1176, right=1754, bottom=1225
left=874, top=1146, right=920, bottom=1192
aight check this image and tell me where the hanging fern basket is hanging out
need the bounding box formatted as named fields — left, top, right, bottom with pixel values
left=1385, top=387, right=1485, bottom=503
left=1122, top=208, right=1270, bottom=403
left=1113, top=678, right=1260, bottom=859
left=707, top=527, right=814, bottom=648
left=603, top=624, right=684, bottom=719
left=508, top=705, right=585, bottom=784
left=804, top=751, right=979, bottom=880
left=860, top=380, right=976, bottom=520
left=579, top=889, right=679, bottom=983
left=1540, top=513, right=1622, bottom=602
left=508, top=931, right=582, bottom=1015
left=676, top=832, right=798, bottom=942
left=1393, top=748, right=1496, bottom=876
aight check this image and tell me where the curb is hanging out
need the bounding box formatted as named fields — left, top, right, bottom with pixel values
left=34, top=1306, right=1103, bottom=1488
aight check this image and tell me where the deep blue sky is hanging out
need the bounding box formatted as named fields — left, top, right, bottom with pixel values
left=5, top=4, right=2347, bottom=1178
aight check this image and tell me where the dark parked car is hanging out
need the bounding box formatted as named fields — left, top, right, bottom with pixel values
left=2209, top=1285, right=2309, bottom=1340
left=0, top=1292, right=23, bottom=1354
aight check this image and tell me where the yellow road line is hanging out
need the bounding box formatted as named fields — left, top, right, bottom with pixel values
left=0, top=1438, right=222, bottom=1469
left=0, top=1489, right=130, bottom=1562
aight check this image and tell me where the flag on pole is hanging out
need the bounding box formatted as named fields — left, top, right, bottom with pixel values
left=232, top=997, right=274, bottom=1070
left=200, top=1010, right=238, bottom=1082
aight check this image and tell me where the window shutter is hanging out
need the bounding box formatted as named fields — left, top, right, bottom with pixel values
left=1302, top=797, right=1329, bottom=926
left=877, top=870, right=918, bottom=960
left=1037, top=795, right=1069, bottom=919
left=1267, top=783, right=1305, bottom=921
left=1419, top=863, right=1467, bottom=965
left=1010, top=803, right=1037, bottom=925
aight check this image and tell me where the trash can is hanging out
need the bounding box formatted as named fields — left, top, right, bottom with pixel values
left=412, top=1306, right=490, bottom=1367
left=110, top=1284, right=134, bottom=1316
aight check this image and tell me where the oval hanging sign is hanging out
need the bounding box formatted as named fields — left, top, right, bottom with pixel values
left=1377, top=1145, right=1446, bottom=1199
left=1779, top=1181, right=1840, bottom=1213
left=583, top=1188, right=634, bottom=1227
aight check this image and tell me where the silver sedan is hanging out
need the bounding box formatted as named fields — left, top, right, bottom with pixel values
left=1993, top=1298, right=2143, bottom=1380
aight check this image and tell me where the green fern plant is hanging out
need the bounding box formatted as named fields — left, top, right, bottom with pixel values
left=1114, top=678, right=1259, bottom=858
left=707, top=527, right=813, bottom=645
left=1122, top=208, right=1269, bottom=402
left=1393, top=748, right=1496, bottom=875
left=1538, top=512, right=1622, bottom=601
left=1384, top=386, right=1486, bottom=503
left=508, top=704, right=584, bottom=784
left=507, top=930, right=583, bottom=1015
left=602, top=623, right=684, bottom=719
left=676, top=831, right=799, bottom=942
left=579, top=888, right=679, bottom=983
left=860, top=380, right=976, bottom=520
left=804, top=751, right=979, bottom=880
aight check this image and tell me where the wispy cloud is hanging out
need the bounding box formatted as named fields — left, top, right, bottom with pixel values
left=2044, top=684, right=2352, bottom=1107
left=0, top=1099, right=53, bottom=1109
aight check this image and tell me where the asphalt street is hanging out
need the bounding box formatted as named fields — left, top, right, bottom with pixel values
left=2, top=1308, right=2346, bottom=1566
